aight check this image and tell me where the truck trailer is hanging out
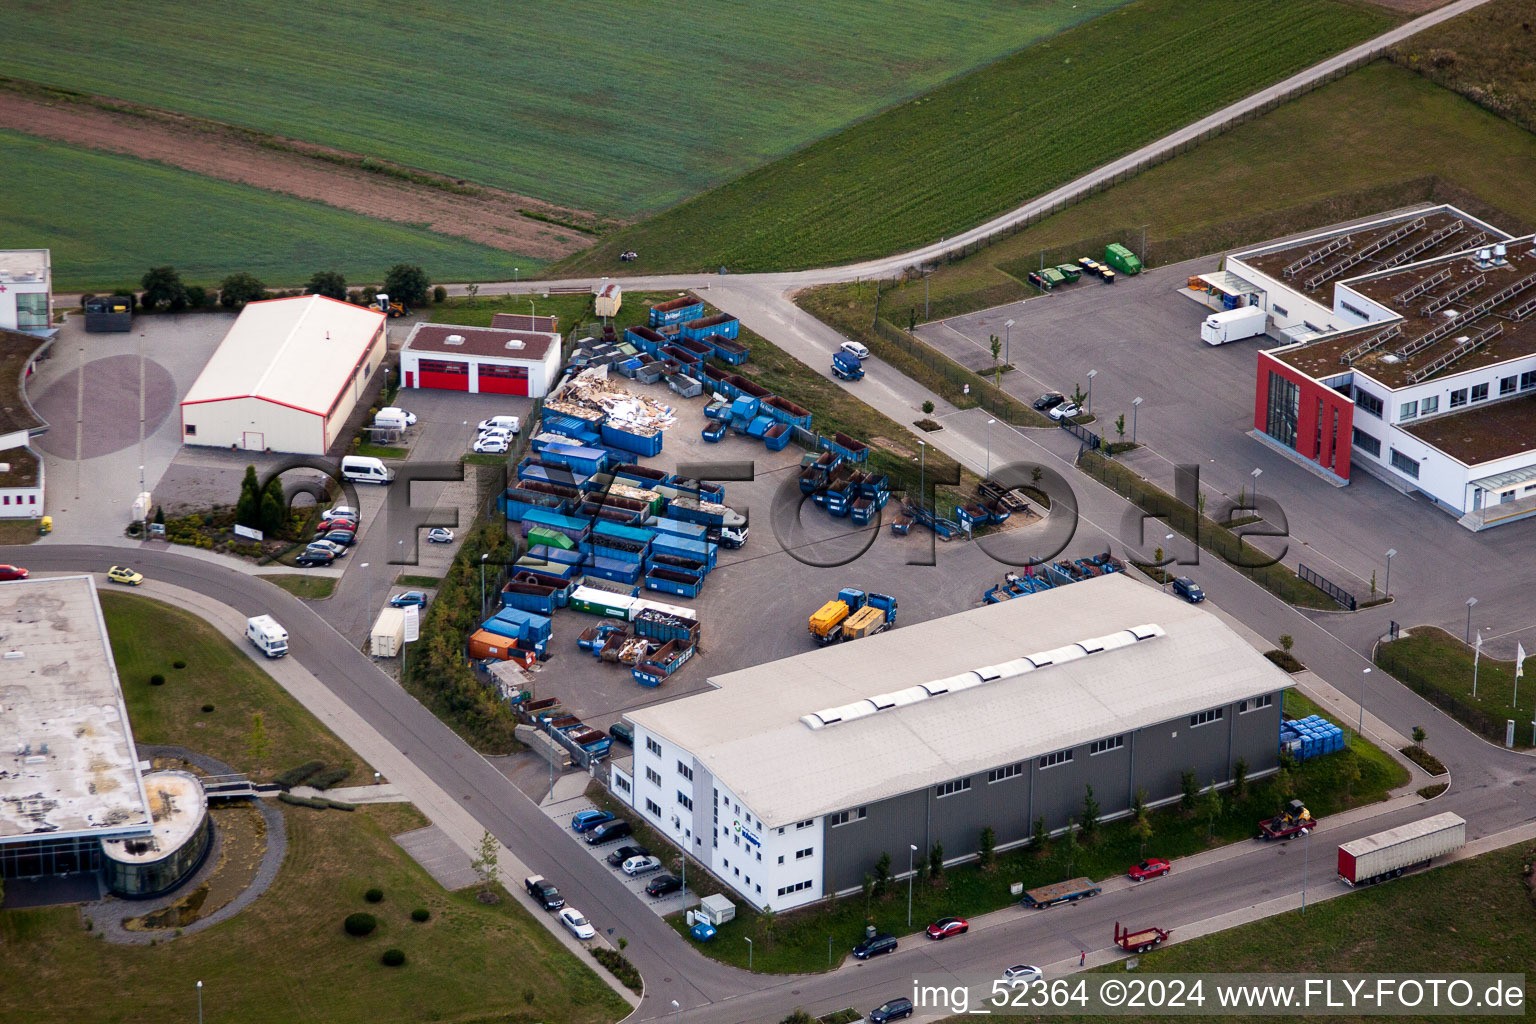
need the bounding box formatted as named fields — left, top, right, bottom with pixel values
left=1337, top=812, right=1465, bottom=886
left=1020, top=877, right=1102, bottom=908
left=1200, top=305, right=1267, bottom=345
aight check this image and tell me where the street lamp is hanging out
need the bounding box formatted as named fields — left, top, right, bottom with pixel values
left=907, top=844, right=918, bottom=926
left=360, top=562, right=371, bottom=620
left=1357, top=667, right=1370, bottom=740
left=1465, top=597, right=1478, bottom=644
left=1300, top=826, right=1311, bottom=915
left=463, top=420, right=470, bottom=451
left=1250, top=468, right=1263, bottom=510
left=1162, top=533, right=1175, bottom=591
left=985, top=419, right=996, bottom=480
left=1004, top=319, right=1015, bottom=367
left=670, top=1000, right=680, bottom=1023
left=917, top=440, right=926, bottom=510
left=481, top=553, right=490, bottom=618
left=1384, top=548, right=1396, bottom=597
left=1132, top=397, right=1143, bottom=443
left=514, top=267, right=519, bottom=283
left=1086, top=369, right=1098, bottom=415
left=744, top=936, right=753, bottom=971
left=197, top=980, right=203, bottom=1024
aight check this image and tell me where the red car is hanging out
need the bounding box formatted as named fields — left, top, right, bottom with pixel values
left=1127, top=858, right=1171, bottom=881
left=0, top=564, right=29, bottom=581
left=925, top=916, right=969, bottom=940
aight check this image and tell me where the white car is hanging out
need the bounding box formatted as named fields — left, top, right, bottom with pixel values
left=426, top=528, right=455, bottom=544
left=840, top=340, right=870, bottom=360
left=478, top=415, right=521, bottom=434
left=1001, top=965, right=1043, bottom=987
left=321, top=505, right=359, bottom=521
left=558, top=907, right=596, bottom=940
left=1048, top=401, right=1082, bottom=421
left=473, top=435, right=510, bottom=454
left=378, top=406, right=418, bottom=426
left=621, top=855, right=663, bottom=876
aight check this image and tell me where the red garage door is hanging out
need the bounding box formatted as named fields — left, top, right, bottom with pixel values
left=478, top=363, right=529, bottom=396
left=418, top=358, right=469, bottom=391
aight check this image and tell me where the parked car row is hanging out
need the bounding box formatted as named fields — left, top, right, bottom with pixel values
left=1032, top=391, right=1082, bottom=421
left=473, top=415, right=521, bottom=454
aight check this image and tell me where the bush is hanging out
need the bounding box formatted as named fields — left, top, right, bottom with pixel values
left=381, top=948, right=406, bottom=967
left=432, top=285, right=448, bottom=303
left=186, top=285, right=210, bottom=309
left=343, top=912, right=377, bottom=936
left=324, top=799, right=357, bottom=812
left=149, top=673, right=166, bottom=686
left=218, top=272, right=268, bottom=309
left=308, top=766, right=353, bottom=790
left=591, top=948, right=642, bottom=993
left=278, top=792, right=329, bottom=809
left=201, top=703, right=215, bottom=713
left=411, top=908, right=430, bottom=922
left=173, top=660, right=187, bottom=669
left=365, top=888, right=384, bottom=903
left=274, top=760, right=326, bottom=789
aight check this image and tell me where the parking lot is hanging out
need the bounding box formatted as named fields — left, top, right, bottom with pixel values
left=544, top=794, right=696, bottom=918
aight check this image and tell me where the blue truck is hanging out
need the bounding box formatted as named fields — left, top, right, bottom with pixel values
left=832, top=350, right=865, bottom=381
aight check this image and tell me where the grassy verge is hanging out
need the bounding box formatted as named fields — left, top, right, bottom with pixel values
left=1401, top=745, right=1448, bottom=776
left=355, top=443, right=409, bottom=460
left=1375, top=626, right=1532, bottom=750
left=0, top=802, right=627, bottom=1024
left=670, top=694, right=1404, bottom=974
left=463, top=452, right=511, bottom=467
left=395, top=574, right=441, bottom=588
left=102, top=592, right=356, bottom=782
left=796, top=62, right=1536, bottom=332
left=1388, top=0, right=1536, bottom=134
left=264, top=574, right=337, bottom=600
left=558, top=0, right=1394, bottom=272
left=0, top=519, right=41, bottom=545
left=1077, top=450, right=1338, bottom=610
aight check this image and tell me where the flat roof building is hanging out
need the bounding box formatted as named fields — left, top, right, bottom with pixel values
left=402, top=322, right=562, bottom=397
left=614, top=573, right=1291, bottom=910
left=0, top=249, right=51, bottom=336
left=179, top=295, right=387, bottom=455
left=0, top=575, right=152, bottom=880
left=1236, top=206, right=1536, bottom=528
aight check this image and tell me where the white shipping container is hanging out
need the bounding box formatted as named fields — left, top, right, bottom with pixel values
left=371, top=607, right=406, bottom=658
left=1337, top=812, right=1465, bottom=885
left=1201, top=305, right=1267, bottom=345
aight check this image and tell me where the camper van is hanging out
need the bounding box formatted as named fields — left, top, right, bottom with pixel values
left=246, top=615, right=289, bottom=658
left=341, top=455, right=395, bottom=485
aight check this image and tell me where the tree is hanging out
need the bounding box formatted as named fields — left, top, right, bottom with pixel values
left=1370, top=569, right=1378, bottom=597
left=1232, top=757, right=1249, bottom=798
left=781, top=1010, right=816, bottom=1024
left=929, top=842, right=944, bottom=882
left=977, top=826, right=996, bottom=870
left=922, top=400, right=935, bottom=415
left=1273, top=762, right=1295, bottom=803
left=384, top=263, right=430, bottom=306
left=154, top=505, right=165, bottom=525
left=1130, top=807, right=1153, bottom=857
left=1131, top=787, right=1148, bottom=820
left=872, top=852, right=891, bottom=898
left=1072, top=383, right=1086, bottom=407
left=913, top=855, right=929, bottom=888
left=1180, top=769, right=1199, bottom=811
left=246, top=711, right=269, bottom=765
left=990, top=334, right=1002, bottom=386
left=861, top=873, right=875, bottom=909
left=471, top=829, right=499, bottom=894
left=1201, top=780, right=1224, bottom=842
left=1032, top=815, right=1048, bottom=854
left=235, top=465, right=262, bottom=529
left=140, top=266, right=187, bottom=313
left=1412, top=726, right=1426, bottom=750
left=259, top=481, right=286, bottom=536
left=1114, top=413, right=1126, bottom=442
left=465, top=283, right=480, bottom=307
left=219, top=272, right=268, bottom=309
left=1279, top=634, right=1295, bottom=653
left=1196, top=490, right=1207, bottom=519
left=307, top=270, right=348, bottom=301
left=1060, top=818, right=1079, bottom=876
left=186, top=284, right=211, bottom=309
left=1080, top=783, right=1100, bottom=837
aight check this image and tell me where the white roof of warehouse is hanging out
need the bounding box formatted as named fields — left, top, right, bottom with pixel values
left=628, top=573, right=1293, bottom=827
left=181, top=295, right=385, bottom=416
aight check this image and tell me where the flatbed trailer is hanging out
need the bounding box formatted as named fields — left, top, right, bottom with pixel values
left=1019, top=877, right=1101, bottom=908
left=1114, top=921, right=1171, bottom=953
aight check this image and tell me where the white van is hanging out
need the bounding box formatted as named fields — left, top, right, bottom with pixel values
left=246, top=615, right=289, bottom=658
left=374, top=409, right=411, bottom=433
left=341, top=455, right=395, bottom=484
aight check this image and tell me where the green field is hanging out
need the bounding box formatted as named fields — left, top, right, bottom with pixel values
left=1376, top=627, right=1534, bottom=750
left=0, top=130, right=529, bottom=292
left=3, top=0, right=1130, bottom=216
left=1389, top=0, right=1536, bottom=134
left=558, top=0, right=1396, bottom=274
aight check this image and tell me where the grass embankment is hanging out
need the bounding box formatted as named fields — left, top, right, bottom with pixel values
left=1389, top=0, right=1536, bottom=134
left=798, top=61, right=1536, bottom=330
left=559, top=0, right=1395, bottom=273
left=1376, top=626, right=1534, bottom=750
left=0, top=129, right=527, bottom=293
left=680, top=690, right=1405, bottom=974
left=264, top=574, right=337, bottom=600
left=1077, top=450, right=1339, bottom=610
left=26, top=593, right=632, bottom=1024
left=4, top=1, right=1113, bottom=216
left=102, top=592, right=355, bottom=781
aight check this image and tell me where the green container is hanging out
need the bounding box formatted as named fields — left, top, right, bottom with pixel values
left=1041, top=267, right=1068, bottom=287
left=1054, top=264, right=1081, bottom=283
left=1104, top=243, right=1143, bottom=275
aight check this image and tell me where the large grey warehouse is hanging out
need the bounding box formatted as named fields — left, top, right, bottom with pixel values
left=613, top=573, right=1291, bottom=911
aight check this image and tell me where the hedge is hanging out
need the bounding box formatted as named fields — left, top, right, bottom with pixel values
left=274, top=760, right=326, bottom=789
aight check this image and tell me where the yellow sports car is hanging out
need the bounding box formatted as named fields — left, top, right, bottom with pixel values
left=107, top=565, right=144, bottom=586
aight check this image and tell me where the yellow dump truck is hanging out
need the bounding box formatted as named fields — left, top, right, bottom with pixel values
left=809, top=599, right=853, bottom=643
left=808, top=589, right=897, bottom=645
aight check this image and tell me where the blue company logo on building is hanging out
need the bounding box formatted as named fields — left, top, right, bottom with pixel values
left=734, top=820, right=761, bottom=847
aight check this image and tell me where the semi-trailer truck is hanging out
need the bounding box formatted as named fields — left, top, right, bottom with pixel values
left=1337, top=812, right=1465, bottom=886
left=1201, top=306, right=1267, bottom=345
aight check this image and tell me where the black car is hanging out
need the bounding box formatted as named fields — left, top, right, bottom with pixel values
left=314, top=529, right=356, bottom=547
left=645, top=873, right=683, bottom=897
left=295, top=549, right=335, bottom=567
left=606, top=844, right=650, bottom=868
left=1033, top=391, right=1066, bottom=411
left=585, top=819, right=632, bottom=845
left=852, top=933, right=898, bottom=960
left=870, top=998, right=914, bottom=1023
left=608, top=722, right=634, bottom=746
